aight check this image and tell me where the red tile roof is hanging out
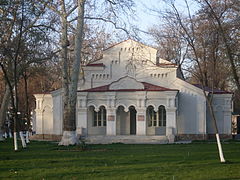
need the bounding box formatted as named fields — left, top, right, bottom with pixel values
left=86, top=63, right=105, bottom=67
left=78, top=82, right=178, bottom=92
left=103, top=39, right=157, bottom=51
left=192, top=84, right=232, bottom=94
left=157, top=63, right=177, bottom=67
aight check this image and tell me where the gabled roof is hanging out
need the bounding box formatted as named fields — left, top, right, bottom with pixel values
left=103, top=38, right=157, bottom=51
left=78, top=81, right=178, bottom=92
left=193, top=84, right=232, bottom=94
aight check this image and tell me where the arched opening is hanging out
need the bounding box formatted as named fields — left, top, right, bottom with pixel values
left=93, top=106, right=106, bottom=127
left=87, top=105, right=106, bottom=135
left=146, top=105, right=166, bottom=135
left=129, top=106, right=137, bottom=135
left=158, top=105, right=166, bottom=127
left=116, top=105, right=137, bottom=135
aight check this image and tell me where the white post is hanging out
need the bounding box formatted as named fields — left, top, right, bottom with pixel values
left=216, top=133, right=226, bottom=163
left=14, top=132, right=18, bottom=151
left=26, top=131, right=30, bottom=143
left=19, top=131, right=26, bottom=148
left=9, top=131, right=13, bottom=138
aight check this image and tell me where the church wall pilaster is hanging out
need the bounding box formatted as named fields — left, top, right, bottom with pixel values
left=106, top=108, right=117, bottom=135
left=136, top=108, right=146, bottom=135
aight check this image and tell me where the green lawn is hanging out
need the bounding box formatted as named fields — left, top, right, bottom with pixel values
left=0, top=139, right=240, bottom=180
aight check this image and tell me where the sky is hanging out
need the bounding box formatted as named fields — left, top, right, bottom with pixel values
left=134, top=0, right=199, bottom=44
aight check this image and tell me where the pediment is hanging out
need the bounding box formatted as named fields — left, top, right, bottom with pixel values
left=109, top=76, right=144, bottom=90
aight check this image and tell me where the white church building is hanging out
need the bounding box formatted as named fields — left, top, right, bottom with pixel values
left=34, top=39, right=233, bottom=143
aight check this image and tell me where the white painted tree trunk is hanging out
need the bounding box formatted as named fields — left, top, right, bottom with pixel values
left=25, top=131, right=30, bottom=143
left=9, top=131, right=12, bottom=138
left=14, top=132, right=18, bottom=151
left=58, top=131, right=79, bottom=146
left=59, top=0, right=85, bottom=146
left=0, top=130, right=4, bottom=141
left=216, top=133, right=226, bottom=163
left=19, top=131, right=26, bottom=148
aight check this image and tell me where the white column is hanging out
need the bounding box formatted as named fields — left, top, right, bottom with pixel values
left=76, top=108, right=88, bottom=135
left=166, top=108, right=177, bottom=135
left=107, top=108, right=117, bottom=135
left=35, top=110, right=43, bottom=134
left=136, top=108, right=146, bottom=135
left=166, top=108, right=177, bottom=143
left=76, top=92, right=88, bottom=136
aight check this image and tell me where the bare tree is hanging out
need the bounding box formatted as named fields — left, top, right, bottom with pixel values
left=0, top=0, right=56, bottom=150
left=42, top=0, right=135, bottom=145
left=149, top=23, right=189, bottom=79
left=155, top=0, right=227, bottom=162
left=199, top=0, right=240, bottom=92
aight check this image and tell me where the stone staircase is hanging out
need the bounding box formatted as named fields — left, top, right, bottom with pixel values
left=84, top=135, right=169, bottom=144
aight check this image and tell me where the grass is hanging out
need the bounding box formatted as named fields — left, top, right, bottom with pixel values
left=0, top=139, right=240, bottom=180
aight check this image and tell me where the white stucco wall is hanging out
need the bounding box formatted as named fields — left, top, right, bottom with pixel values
left=207, top=94, right=232, bottom=135
left=173, top=79, right=207, bottom=135
left=52, top=89, right=63, bottom=135
left=33, top=39, right=232, bottom=139
left=34, top=94, right=53, bottom=135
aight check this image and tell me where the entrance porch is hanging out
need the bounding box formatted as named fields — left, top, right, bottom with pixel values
left=76, top=76, right=178, bottom=143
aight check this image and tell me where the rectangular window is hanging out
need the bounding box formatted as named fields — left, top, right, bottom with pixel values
left=98, top=119, right=102, bottom=126
left=153, top=119, right=157, bottom=126
left=98, top=112, right=101, bottom=126
left=93, top=112, right=97, bottom=126
left=158, top=106, right=166, bottom=127
left=103, top=109, right=106, bottom=126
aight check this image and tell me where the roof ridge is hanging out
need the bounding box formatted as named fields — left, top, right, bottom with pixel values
left=78, top=80, right=178, bottom=92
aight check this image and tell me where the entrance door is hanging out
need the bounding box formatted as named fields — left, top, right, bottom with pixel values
left=129, top=106, right=136, bottom=135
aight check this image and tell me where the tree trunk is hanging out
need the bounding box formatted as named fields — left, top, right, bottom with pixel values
left=0, top=85, right=11, bottom=141
left=59, top=0, right=86, bottom=146
left=59, top=0, right=70, bottom=145
left=19, top=131, right=26, bottom=148
left=23, top=72, right=30, bottom=143
left=206, top=95, right=225, bottom=163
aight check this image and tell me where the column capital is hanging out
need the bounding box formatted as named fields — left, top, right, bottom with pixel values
left=107, top=108, right=117, bottom=113
left=77, top=108, right=87, bottom=112
left=136, top=108, right=146, bottom=114
left=166, top=107, right=177, bottom=112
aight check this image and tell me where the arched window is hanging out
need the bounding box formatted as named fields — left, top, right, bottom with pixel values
left=147, top=105, right=166, bottom=127
left=158, top=105, right=166, bottom=127
left=93, top=106, right=106, bottom=127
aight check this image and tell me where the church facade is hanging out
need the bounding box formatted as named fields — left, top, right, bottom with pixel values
left=34, top=39, right=233, bottom=143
